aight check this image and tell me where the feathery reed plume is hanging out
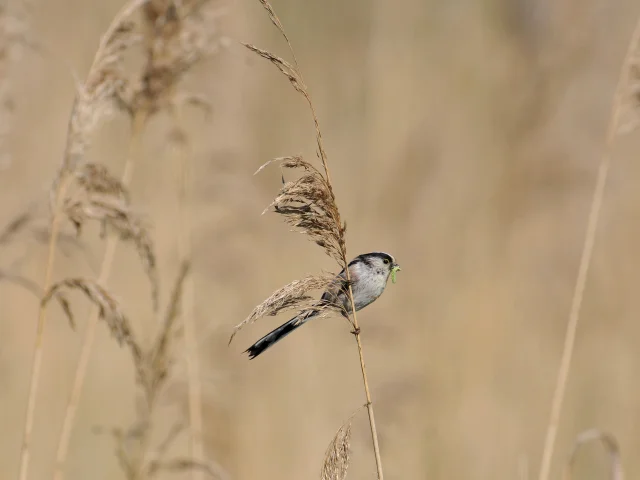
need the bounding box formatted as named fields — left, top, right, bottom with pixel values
left=561, top=430, right=623, bottom=480
left=63, top=162, right=158, bottom=308
left=18, top=5, right=145, bottom=479
left=52, top=3, right=225, bottom=479
left=238, top=1, right=385, bottom=477
left=537, top=16, right=640, bottom=480
left=321, top=408, right=363, bottom=480
left=256, top=156, right=345, bottom=262
left=58, top=1, right=143, bottom=182
left=41, top=278, right=137, bottom=350
left=229, top=274, right=345, bottom=344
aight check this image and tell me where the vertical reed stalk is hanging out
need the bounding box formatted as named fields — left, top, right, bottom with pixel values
left=18, top=175, right=73, bottom=480
left=537, top=17, right=640, bottom=480
left=344, top=283, right=383, bottom=478
left=52, top=110, right=148, bottom=480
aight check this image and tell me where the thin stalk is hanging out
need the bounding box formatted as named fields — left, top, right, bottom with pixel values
left=52, top=110, right=148, bottom=480
left=169, top=105, right=204, bottom=480
left=301, top=83, right=385, bottom=480
left=130, top=418, right=154, bottom=480
left=537, top=17, right=640, bottom=480
left=18, top=175, right=73, bottom=480
left=296, top=37, right=386, bottom=480
left=345, top=279, right=384, bottom=480
left=298, top=57, right=385, bottom=480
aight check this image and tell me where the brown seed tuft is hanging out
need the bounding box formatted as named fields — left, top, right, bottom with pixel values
left=74, top=163, right=130, bottom=202
left=61, top=164, right=159, bottom=311
left=257, top=156, right=345, bottom=264
left=242, top=43, right=305, bottom=94
left=41, top=278, right=140, bottom=356
left=229, top=273, right=344, bottom=345
left=61, top=1, right=144, bottom=176
left=321, top=416, right=353, bottom=480
left=131, top=0, right=226, bottom=115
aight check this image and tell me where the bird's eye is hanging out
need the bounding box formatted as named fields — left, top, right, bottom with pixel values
left=383, top=258, right=390, bottom=265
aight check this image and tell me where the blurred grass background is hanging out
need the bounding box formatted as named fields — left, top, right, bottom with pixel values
left=2, top=0, right=640, bottom=479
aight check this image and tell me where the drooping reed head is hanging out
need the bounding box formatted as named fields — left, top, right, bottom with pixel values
left=229, top=1, right=354, bottom=343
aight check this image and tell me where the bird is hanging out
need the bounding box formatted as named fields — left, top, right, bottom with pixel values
left=244, top=251, right=400, bottom=359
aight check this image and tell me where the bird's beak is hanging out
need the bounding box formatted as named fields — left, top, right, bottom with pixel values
left=390, top=263, right=401, bottom=283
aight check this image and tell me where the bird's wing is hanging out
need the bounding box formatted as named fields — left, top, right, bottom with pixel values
left=318, top=267, right=354, bottom=316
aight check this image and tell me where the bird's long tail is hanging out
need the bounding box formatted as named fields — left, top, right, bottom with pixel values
left=244, top=311, right=316, bottom=359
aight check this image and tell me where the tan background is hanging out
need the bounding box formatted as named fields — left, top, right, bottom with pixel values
left=2, top=0, right=640, bottom=479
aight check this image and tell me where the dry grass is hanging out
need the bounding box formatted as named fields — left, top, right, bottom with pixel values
left=6, top=1, right=640, bottom=479
left=13, top=1, right=225, bottom=480
left=46, top=2, right=226, bottom=479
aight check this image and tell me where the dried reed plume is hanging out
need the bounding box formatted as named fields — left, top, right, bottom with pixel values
left=256, top=156, right=345, bottom=262
left=561, top=430, right=623, bottom=480
left=229, top=273, right=345, bottom=344
left=64, top=162, right=158, bottom=309
left=41, top=278, right=138, bottom=354
left=59, top=1, right=144, bottom=181
left=537, top=16, right=640, bottom=480
left=321, top=423, right=351, bottom=480
left=321, top=407, right=364, bottom=480
left=235, top=1, right=385, bottom=478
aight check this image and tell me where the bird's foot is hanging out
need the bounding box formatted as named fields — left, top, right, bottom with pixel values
left=350, top=326, right=361, bottom=335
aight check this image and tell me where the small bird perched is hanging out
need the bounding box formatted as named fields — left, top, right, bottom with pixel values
left=244, top=252, right=401, bottom=359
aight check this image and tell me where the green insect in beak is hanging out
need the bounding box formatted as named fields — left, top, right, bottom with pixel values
left=391, top=264, right=401, bottom=284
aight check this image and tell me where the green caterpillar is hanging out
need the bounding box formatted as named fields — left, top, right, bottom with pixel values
left=391, top=265, right=401, bottom=284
